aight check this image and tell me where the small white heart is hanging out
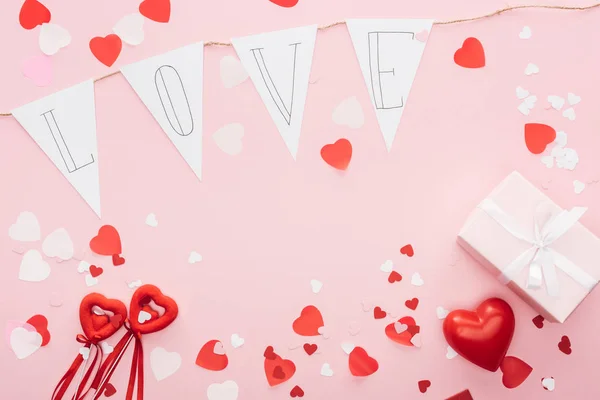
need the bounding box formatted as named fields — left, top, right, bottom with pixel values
left=515, top=86, right=529, bottom=99
left=541, top=156, right=554, bottom=169
left=379, top=260, right=393, bottom=273
left=541, top=377, right=555, bottom=391
left=79, top=347, right=90, bottom=360
left=410, top=333, right=422, bottom=348
left=320, top=363, right=334, bottom=377
left=92, top=306, right=106, bottom=316
left=341, top=342, right=355, bottom=355
left=100, top=341, right=114, bottom=355
left=554, top=131, right=568, bottom=147
left=446, top=346, right=458, bottom=359
left=411, top=272, right=424, bottom=287
left=113, top=14, right=145, bottom=46
left=145, top=213, right=158, bottom=227
left=138, top=310, right=152, bottom=324
left=573, top=180, right=586, bottom=194
left=85, top=274, right=99, bottom=287
left=547, top=95, right=565, bottom=110
left=519, top=26, right=532, bottom=39
left=310, top=279, right=323, bottom=294
left=567, top=92, right=581, bottom=106
left=230, top=334, right=245, bottom=349
left=394, top=322, right=408, bottom=334
left=39, top=23, right=71, bottom=56
left=317, top=326, right=330, bottom=339
left=127, top=279, right=143, bottom=289
left=524, top=63, right=540, bottom=76
left=213, top=341, right=226, bottom=355
left=436, top=306, right=449, bottom=320
left=188, top=251, right=203, bottom=264
left=562, top=107, right=576, bottom=121
left=77, top=261, right=91, bottom=273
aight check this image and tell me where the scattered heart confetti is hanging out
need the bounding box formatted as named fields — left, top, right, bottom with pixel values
left=26, top=315, right=50, bottom=346
left=207, top=380, right=239, bottom=400
left=127, top=279, right=143, bottom=289
left=110, top=314, right=123, bottom=329
left=230, top=334, right=245, bottom=349
left=541, top=156, right=553, bottom=168
left=100, top=341, right=114, bottom=355
left=138, top=310, right=152, bottom=324
left=220, top=56, right=249, bottom=88
left=547, top=95, right=565, bottom=110
left=454, top=37, right=485, bottom=68
left=558, top=335, right=571, bottom=355
left=49, top=292, right=63, bottom=307
left=321, top=139, right=352, bottom=171
left=562, top=107, right=576, bottom=121
left=19, top=249, right=50, bottom=282
left=113, top=14, right=145, bottom=46
left=321, top=363, right=334, bottom=377
left=145, top=213, right=158, bottom=227
left=373, top=307, right=387, bottom=320
left=90, top=225, right=122, bottom=255
left=310, top=279, right=323, bottom=294
left=394, top=322, right=408, bottom=334
left=39, top=23, right=71, bottom=55
left=139, top=0, right=171, bottom=23
left=213, top=123, right=244, bottom=156
left=386, top=316, right=420, bottom=346
left=103, top=383, right=117, bottom=397
left=446, top=346, right=458, bottom=359
left=43, top=228, right=74, bottom=260
left=541, top=377, right=555, bottom=391
left=317, top=325, right=331, bottom=339
left=188, top=251, right=203, bottom=264
left=418, top=380, right=431, bottom=393
left=388, top=271, right=402, bottom=283
left=77, top=261, right=91, bottom=273
left=90, top=34, right=122, bottom=67
left=574, top=180, right=586, bottom=194
left=21, top=55, right=53, bottom=87
left=411, top=272, right=424, bottom=287
left=196, top=340, right=228, bottom=371
left=568, top=92, right=581, bottom=105
left=112, top=254, right=126, bottom=266
left=400, top=244, right=414, bottom=257
left=554, top=130, right=568, bottom=147
left=89, top=265, right=104, bottom=278
left=303, top=343, right=318, bottom=356
left=332, top=96, right=364, bottom=129
left=380, top=260, right=393, bottom=273
left=293, top=306, right=324, bottom=336
left=85, top=274, right=98, bottom=287
left=264, top=346, right=296, bottom=386
left=532, top=315, right=544, bottom=329
left=290, top=386, right=304, bottom=398
left=517, top=95, right=537, bottom=116
left=446, top=389, right=474, bottom=400
left=515, top=86, right=529, bottom=99
left=410, top=333, right=422, bottom=348
left=524, top=123, right=556, bottom=154
left=79, top=346, right=90, bottom=360
left=437, top=306, right=449, bottom=319
left=525, top=63, right=539, bottom=76
left=10, top=326, right=42, bottom=359
left=554, top=147, right=579, bottom=170
left=405, top=298, right=419, bottom=310
left=414, top=29, right=429, bottom=43
left=348, top=346, right=379, bottom=377
left=150, top=347, right=181, bottom=381
left=519, top=26, right=532, bottom=39
left=19, top=0, right=51, bottom=30
left=500, top=356, right=533, bottom=389
left=341, top=341, right=356, bottom=355
left=269, top=0, right=299, bottom=8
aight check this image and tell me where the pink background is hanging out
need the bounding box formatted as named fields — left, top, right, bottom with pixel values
left=2, top=0, right=600, bottom=399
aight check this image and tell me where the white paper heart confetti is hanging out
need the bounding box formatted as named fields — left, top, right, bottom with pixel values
left=127, top=279, right=143, bottom=289
left=541, top=156, right=554, bottom=169
left=519, top=26, right=532, bottom=39
left=567, top=93, right=581, bottom=106
left=547, top=95, right=565, bottom=110
left=9, top=211, right=41, bottom=242
left=562, top=107, right=576, bottom=121
left=230, top=334, right=245, bottom=349
left=77, top=261, right=91, bottom=273
left=207, top=380, right=239, bottom=400
left=85, top=274, right=99, bottom=287
left=100, top=341, right=114, bottom=355
left=541, top=377, right=555, bottom=391
left=554, top=131, right=568, bottom=147
left=19, top=249, right=50, bottom=282
left=79, top=347, right=90, bottom=360
left=411, top=272, right=424, bottom=287
left=555, top=147, right=579, bottom=170
left=436, top=306, right=449, bottom=320
left=525, top=63, right=540, bottom=76
left=515, top=86, right=529, bottom=100
left=43, top=228, right=74, bottom=260
left=138, top=311, right=152, bottom=324
left=150, top=347, right=182, bottom=381
left=320, top=363, right=334, bottom=377
left=573, top=180, right=586, bottom=194
left=213, top=123, right=244, bottom=156
left=188, top=251, right=203, bottom=264
left=220, top=56, right=249, bottom=88
left=332, top=96, right=364, bottom=129
left=394, top=322, right=408, bottom=334
left=518, top=95, right=537, bottom=116
left=145, top=213, right=158, bottom=227
left=310, top=279, right=323, bottom=294
left=10, top=327, right=42, bottom=360
left=446, top=346, right=458, bottom=359
left=39, top=23, right=71, bottom=56
left=341, top=342, right=356, bottom=355
left=379, top=260, right=393, bottom=273
left=410, top=333, right=422, bottom=348
left=213, top=341, right=226, bottom=355
left=113, top=14, right=145, bottom=46
left=317, top=326, right=330, bottom=339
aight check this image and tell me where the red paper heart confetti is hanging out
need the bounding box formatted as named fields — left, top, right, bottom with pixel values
left=264, top=345, right=277, bottom=360
left=303, top=343, right=317, bottom=356
left=290, top=385, right=304, bottom=398
left=26, top=314, right=50, bottom=346
left=110, top=314, right=123, bottom=329
left=400, top=244, right=414, bottom=257
left=348, top=346, right=378, bottom=377
left=19, top=0, right=51, bottom=30
left=292, top=306, right=324, bottom=336
left=321, top=139, right=352, bottom=171
left=532, top=315, right=544, bottom=329
left=112, top=254, right=126, bottom=266
left=405, top=298, right=419, bottom=310
left=385, top=316, right=420, bottom=346
left=500, top=356, right=533, bottom=389
left=269, top=0, right=299, bottom=8
left=418, top=380, right=431, bottom=393
left=103, top=383, right=117, bottom=397
left=195, top=339, right=228, bottom=371
left=388, top=271, right=402, bottom=283
left=558, top=335, right=571, bottom=355
left=454, top=38, right=485, bottom=68
left=263, top=346, right=296, bottom=386
left=89, top=265, right=103, bottom=278
left=90, top=225, right=122, bottom=256
left=139, top=0, right=171, bottom=23
left=446, top=389, right=474, bottom=400
left=373, top=306, right=387, bottom=320
left=89, top=35, right=122, bottom=67
left=524, top=123, right=556, bottom=154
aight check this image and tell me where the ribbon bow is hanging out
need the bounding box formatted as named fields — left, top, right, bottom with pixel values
left=51, top=335, right=102, bottom=400
left=479, top=198, right=598, bottom=296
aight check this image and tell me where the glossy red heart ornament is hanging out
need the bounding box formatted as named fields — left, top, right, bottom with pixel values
left=443, top=298, right=515, bottom=372
left=79, top=293, right=127, bottom=342
left=129, top=284, right=178, bottom=335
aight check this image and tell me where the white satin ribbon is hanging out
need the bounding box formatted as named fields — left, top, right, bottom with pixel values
left=478, top=198, right=597, bottom=297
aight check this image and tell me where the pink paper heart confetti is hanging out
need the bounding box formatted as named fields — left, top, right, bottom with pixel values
left=22, top=55, right=53, bottom=87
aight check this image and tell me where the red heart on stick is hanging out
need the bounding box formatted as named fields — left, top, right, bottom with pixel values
left=129, top=285, right=178, bottom=335
left=524, top=123, right=556, bottom=154
left=348, top=346, right=378, bottom=377
left=454, top=38, right=485, bottom=68
left=139, top=0, right=171, bottom=23
left=443, top=298, right=515, bottom=372
left=500, top=356, right=533, bottom=389
left=321, top=139, right=352, bottom=170
left=80, top=294, right=127, bottom=342
left=90, top=225, right=122, bottom=256
left=89, top=35, right=122, bottom=67
left=292, top=306, right=324, bottom=336
left=19, top=0, right=51, bottom=30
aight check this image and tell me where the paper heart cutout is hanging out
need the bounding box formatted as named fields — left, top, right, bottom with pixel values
left=532, top=315, right=544, bottom=329
left=150, top=347, right=182, bottom=381
left=264, top=346, right=277, bottom=360
left=373, top=306, right=386, bottom=319
left=525, top=123, right=556, bottom=154
left=26, top=315, right=50, bottom=346
left=292, top=306, right=324, bottom=336
left=112, top=254, right=126, bottom=266
left=20, top=0, right=51, bottom=30
left=80, top=293, right=127, bottom=342
left=268, top=0, right=299, bottom=7
left=443, top=298, right=515, bottom=372
left=22, top=55, right=53, bottom=87
left=405, top=298, right=419, bottom=310
left=400, top=244, right=414, bottom=257
left=385, top=316, right=420, bottom=346
left=43, top=228, right=73, bottom=260
left=541, top=377, right=555, bottom=391
left=418, top=380, right=431, bottom=393
left=454, top=37, right=485, bottom=68
left=500, top=356, right=533, bottom=389
left=19, top=249, right=50, bottom=282
left=196, top=340, right=228, bottom=371
left=103, top=383, right=117, bottom=397
left=129, top=284, right=178, bottom=335
left=303, top=343, right=317, bottom=355
left=321, top=139, right=352, bottom=171
left=348, top=346, right=378, bottom=377
left=10, top=327, right=42, bottom=359
left=207, top=380, right=239, bottom=400
left=447, top=389, right=474, bottom=400
left=139, top=0, right=171, bottom=23
left=558, top=335, right=571, bottom=355
left=90, top=225, right=122, bottom=256
left=264, top=347, right=296, bottom=386
left=388, top=271, right=402, bottom=283
left=290, top=385, right=304, bottom=398
left=89, top=34, right=122, bottom=67
left=113, top=14, right=145, bottom=46
left=39, top=23, right=71, bottom=55
left=89, top=265, right=103, bottom=278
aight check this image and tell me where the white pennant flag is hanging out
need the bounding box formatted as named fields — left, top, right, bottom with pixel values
left=121, top=43, right=204, bottom=180
left=12, top=81, right=101, bottom=217
left=347, top=19, right=433, bottom=151
left=233, top=26, right=317, bottom=160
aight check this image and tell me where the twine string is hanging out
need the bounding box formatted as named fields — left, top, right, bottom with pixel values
left=1, top=2, right=599, bottom=117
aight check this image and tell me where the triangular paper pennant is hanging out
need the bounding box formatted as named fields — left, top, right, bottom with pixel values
left=347, top=19, right=433, bottom=151
left=121, top=42, right=204, bottom=180
left=233, top=25, right=317, bottom=160
left=12, top=81, right=101, bottom=217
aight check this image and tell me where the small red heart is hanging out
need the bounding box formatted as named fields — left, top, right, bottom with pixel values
left=446, top=389, right=474, bottom=400
left=103, top=383, right=117, bottom=397
left=292, top=305, right=324, bottom=336
left=112, top=254, right=125, bottom=266
left=89, top=35, right=122, bottom=67
left=90, top=225, right=122, bottom=256
left=524, top=123, right=556, bottom=154
left=264, top=351, right=296, bottom=386
left=110, top=314, right=123, bottom=329
left=269, top=0, right=299, bottom=8
left=400, top=244, right=414, bottom=257
left=139, top=0, right=171, bottom=23
left=321, top=139, right=352, bottom=171
left=454, top=38, right=485, bottom=68
left=264, top=346, right=277, bottom=360
left=195, top=339, right=228, bottom=371
left=405, top=298, right=419, bottom=310
left=373, top=306, right=386, bottom=320
left=558, top=335, right=571, bottom=355
left=19, top=0, right=51, bottom=30
left=385, top=316, right=420, bottom=346
left=500, top=356, right=533, bottom=389
left=89, top=265, right=103, bottom=278
left=532, top=315, right=544, bottom=329
left=418, top=380, right=431, bottom=393
left=348, top=346, right=378, bottom=377
left=290, top=385, right=304, bottom=398
left=303, top=343, right=317, bottom=356
left=388, top=271, right=402, bottom=283
left=26, top=314, right=50, bottom=346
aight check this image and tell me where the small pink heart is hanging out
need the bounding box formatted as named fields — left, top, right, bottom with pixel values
left=22, top=55, right=53, bottom=87
left=415, top=29, right=429, bottom=43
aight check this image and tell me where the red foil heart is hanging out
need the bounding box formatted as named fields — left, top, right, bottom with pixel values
left=79, top=293, right=127, bottom=342
left=129, top=284, right=178, bottom=335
